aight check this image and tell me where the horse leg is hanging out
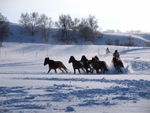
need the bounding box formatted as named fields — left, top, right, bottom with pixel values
left=86, top=67, right=91, bottom=74
left=59, top=68, right=64, bottom=73
left=122, top=67, right=126, bottom=73
left=100, top=68, right=103, bottom=74
left=115, top=66, right=118, bottom=72
left=81, top=68, right=86, bottom=73
left=90, top=68, right=94, bottom=73
left=96, top=69, right=98, bottom=74
left=47, top=68, right=51, bottom=74
left=63, top=67, right=68, bottom=73
left=96, top=69, right=100, bottom=74
left=78, top=69, right=81, bottom=74
left=119, top=67, right=123, bottom=72
left=74, top=68, right=76, bottom=74
left=102, top=68, right=105, bottom=74
left=88, top=67, right=92, bottom=73
left=114, top=65, right=119, bottom=72
left=63, top=68, right=68, bottom=73
left=116, top=66, right=121, bottom=72
left=86, top=68, right=89, bottom=74
left=54, top=69, right=57, bottom=73
left=117, top=67, right=121, bottom=72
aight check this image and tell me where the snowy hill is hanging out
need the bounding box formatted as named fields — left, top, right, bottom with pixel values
left=7, top=23, right=59, bottom=44
left=97, top=33, right=150, bottom=46
left=6, top=23, right=150, bottom=46
left=0, top=42, right=150, bottom=113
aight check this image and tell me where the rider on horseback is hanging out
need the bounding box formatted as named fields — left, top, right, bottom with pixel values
left=112, top=50, right=125, bottom=72
left=113, top=50, right=120, bottom=58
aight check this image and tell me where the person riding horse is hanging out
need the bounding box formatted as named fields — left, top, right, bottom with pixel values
left=112, top=50, right=125, bottom=72
left=106, top=48, right=110, bottom=54
left=113, top=50, right=120, bottom=59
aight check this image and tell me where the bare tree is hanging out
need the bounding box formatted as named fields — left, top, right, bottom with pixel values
left=87, top=15, right=98, bottom=31
left=0, top=13, right=10, bottom=46
left=71, top=18, right=80, bottom=32
left=19, top=12, right=39, bottom=36
left=30, top=12, right=39, bottom=35
left=38, top=14, right=53, bottom=42
left=78, top=15, right=100, bottom=42
left=55, top=14, right=73, bottom=42
left=19, top=13, right=30, bottom=33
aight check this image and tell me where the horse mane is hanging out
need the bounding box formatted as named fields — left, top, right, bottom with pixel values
left=45, top=57, right=49, bottom=60
left=70, top=56, right=76, bottom=61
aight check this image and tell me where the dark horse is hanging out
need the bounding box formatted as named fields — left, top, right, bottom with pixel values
left=112, top=57, right=124, bottom=72
left=91, top=56, right=109, bottom=74
left=81, top=55, right=92, bottom=74
left=69, top=56, right=85, bottom=74
left=44, top=57, right=68, bottom=73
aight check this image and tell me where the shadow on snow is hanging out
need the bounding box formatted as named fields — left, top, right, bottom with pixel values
left=0, top=78, right=150, bottom=112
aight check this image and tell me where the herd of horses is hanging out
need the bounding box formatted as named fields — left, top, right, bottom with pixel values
left=44, top=55, right=125, bottom=74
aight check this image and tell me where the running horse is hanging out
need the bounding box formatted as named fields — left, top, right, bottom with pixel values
left=91, top=56, right=109, bottom=74
left=80, top=55, right=92, bottom=74
left=69, top=56, right=85, bottom=74
left=44, top=57, right=68, bottom=73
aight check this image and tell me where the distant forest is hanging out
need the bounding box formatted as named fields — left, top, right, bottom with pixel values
left=0, top=12, right=104, bottom=44
left=0, top=12, right=147, bottom=46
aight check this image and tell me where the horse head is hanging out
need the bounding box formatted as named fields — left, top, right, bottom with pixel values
left=81, top=55, right=88, bottom=62
left=69, top=56, right=75, bottom=63
left=94, top=56, right=100, bottom=61
left=44, top=57, right=49, bottom=66
left=91, top=56, right=99, bottom=63
left=91, top=57, right=96, bottom=62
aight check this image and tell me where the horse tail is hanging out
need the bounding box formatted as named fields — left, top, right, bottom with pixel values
left=61, top=63, right=68, bottom=72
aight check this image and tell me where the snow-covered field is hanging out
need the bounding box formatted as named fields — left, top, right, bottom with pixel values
left=0, top=42, right=150, bottom=113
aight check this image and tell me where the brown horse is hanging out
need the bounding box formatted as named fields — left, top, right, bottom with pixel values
left=44, top=57, right=68, bottom=73
left=91, top=56, right=109, bottom=74
left=112, top=57, right=124, bottom=72
left=69, top=56, right=85, bottom=74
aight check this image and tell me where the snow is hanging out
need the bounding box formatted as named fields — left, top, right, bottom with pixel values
left=0, top=42, right=150, bottom=113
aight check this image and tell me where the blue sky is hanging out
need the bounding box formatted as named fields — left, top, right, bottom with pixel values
left=0, top=0, right=150, bottom=32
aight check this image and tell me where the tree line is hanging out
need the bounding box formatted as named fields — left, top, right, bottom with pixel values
left=0, top=13, right=10, bottom=46
left=0, top=12, right=103, bottom=45
left=19, top=12, right=102, bottom=43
